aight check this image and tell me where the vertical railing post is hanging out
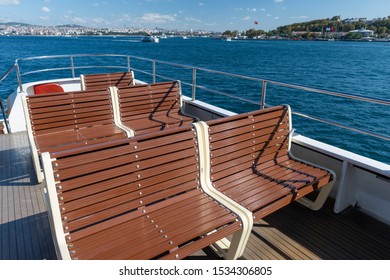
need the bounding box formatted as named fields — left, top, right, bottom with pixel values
left=70, top=56, right=75, bottom=78
left=261, top=80, right=267, bottom=109
left=192, top=68, right=197, bottom=101
left=15, top=64, right=23, bottom=93
left=127, top=56, right=131, bottom=72
left=152, top=61, right=156, bottom=84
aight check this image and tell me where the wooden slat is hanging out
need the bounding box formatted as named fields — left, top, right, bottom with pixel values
left=117, top=81, right=195, bottom=135
left=2, top=132, right=390, bottom=260
left=47, top=125, right=241, bottom=259
left=25, top=88, right=126, bottom=153
left=83, top=72, right=134, bottom=90
left=240, top=200, right=390, bottom=260
left=207, top=105, right=333, bottom=221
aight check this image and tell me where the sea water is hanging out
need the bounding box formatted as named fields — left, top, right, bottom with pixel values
left=0, top=36, right=389, bottom=163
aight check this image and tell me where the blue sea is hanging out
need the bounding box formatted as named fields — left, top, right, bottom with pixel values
left=0, top=36, right=389, bottom=164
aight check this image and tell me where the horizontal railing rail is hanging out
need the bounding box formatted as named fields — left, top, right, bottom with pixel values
left=0, top=54, right=388, bottom=142
left=292, top=111, right=390, bottom=141
left=20, top=65, right=129, bottom=78
left=260, top=79, right=390, bottom=106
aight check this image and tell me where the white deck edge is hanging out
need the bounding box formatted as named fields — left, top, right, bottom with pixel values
left=291, top=133, right=390, bottom=176
left=291, top=131, right=389, bottom=220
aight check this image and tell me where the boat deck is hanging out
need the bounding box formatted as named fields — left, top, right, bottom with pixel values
left=0, top=132, right=56, bottom=259
left=1, top=132, right=390, bottom=260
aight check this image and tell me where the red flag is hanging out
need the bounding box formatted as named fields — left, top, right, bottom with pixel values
left=254, top=21, right=259, bottom=25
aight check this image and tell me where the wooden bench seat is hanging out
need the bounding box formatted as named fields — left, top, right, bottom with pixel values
left=40, top=103, right=335, bottom=260
left=22, top=89, right=127, bottom=183
left=200, top=105, right=335, bottom=220
left=110, top=81, right=197, bottom=136
left=42, top=125, right=252, bottom=260
left=80, top=71, right=135, bottom=90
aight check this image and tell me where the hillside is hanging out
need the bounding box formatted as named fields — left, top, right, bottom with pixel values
left=222, top=15, right=390, bottom=39
left=276, top=15, right=390, bottom=35
left=1, top=22, right=32, bottom=27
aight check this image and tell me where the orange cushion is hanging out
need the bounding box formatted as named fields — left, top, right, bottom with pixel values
left=34, top=83, right=64, bottom=95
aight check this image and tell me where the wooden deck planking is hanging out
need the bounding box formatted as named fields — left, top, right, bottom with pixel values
left=0, top=132, right=56, bottom=260
left=239, top=201, right=390, bottom=260
left=1, top=131, right=390, bottom=260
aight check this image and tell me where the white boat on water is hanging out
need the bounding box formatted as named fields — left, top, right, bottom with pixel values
left=0, top=54, right=389, bottom=260
left=141, top=35, right=159, bottom=43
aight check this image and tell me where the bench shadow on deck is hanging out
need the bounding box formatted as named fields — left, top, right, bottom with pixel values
left=0, top=132, right=56, bottom=260
left=240, top=199, right=390, bottom=260
left=1, top=132, right=390, bottom=260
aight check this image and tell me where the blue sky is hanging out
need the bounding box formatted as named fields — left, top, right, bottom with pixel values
left=1, top=0, right=390, bottom=31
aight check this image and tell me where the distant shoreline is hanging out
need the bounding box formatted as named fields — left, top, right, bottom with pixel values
left=1, top=34, right=390, bottom=43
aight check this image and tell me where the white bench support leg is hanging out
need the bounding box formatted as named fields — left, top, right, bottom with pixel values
left=297, top=179, right=336, bottom=211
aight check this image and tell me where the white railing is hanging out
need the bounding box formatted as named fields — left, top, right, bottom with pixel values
left=1, top=54, right=389, bottom=141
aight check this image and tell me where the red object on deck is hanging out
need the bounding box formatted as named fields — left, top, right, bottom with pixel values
left=33, top=83, right=64, bottom=95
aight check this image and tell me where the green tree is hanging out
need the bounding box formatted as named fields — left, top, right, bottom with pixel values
left=222, top=30, right=232, bottom=36
left=343, top=23, right=355, bottom=32
left=378, top=26, right=387, bottom=34
left=245, top=28, right=257, bottom=38
left=368, top=25, right=377, bottom=33
left=331, top=15, right=341, bottom=21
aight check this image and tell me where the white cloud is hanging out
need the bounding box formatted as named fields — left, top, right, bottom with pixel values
left=275, top=16, right=280, bottom=20
left=204, top=22, right=217, bottom=26
left=64, top=14, right=86, bottom=24
left=41, top=7, right=51, bottom=13
left=291, top=16, right=308, bottom=19
left=199, top=2, right=204, bottom=6
left=0, top=0, right=19, bottom=5
left=91, top=17, right=110, bottom=25
left=236, top=8, right=260, bottom=12
left=274, top=0, right=283, bottom=3
left=140, top=13, right=176, bottom=24
left=243, top=16, right=250, bottom=21
left=40, top=16, right=50, bottom=20
left=185, top=17, right=202, bottom=23
left=92, top=1, right=108, bottom=6
left=74, top=17, right=87, bottom=24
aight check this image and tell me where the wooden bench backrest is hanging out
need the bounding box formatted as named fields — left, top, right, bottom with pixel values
left=205, top=105, right=334, bottom=218
left=116, top=81, right=182, bottom=123
left=46, top=126, right=201, bottom=258
left=25, top=89, right=116, bottom=136
left=81, top=71, right=135, bottom=90
left=206, top=105, right=290, bottom=183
